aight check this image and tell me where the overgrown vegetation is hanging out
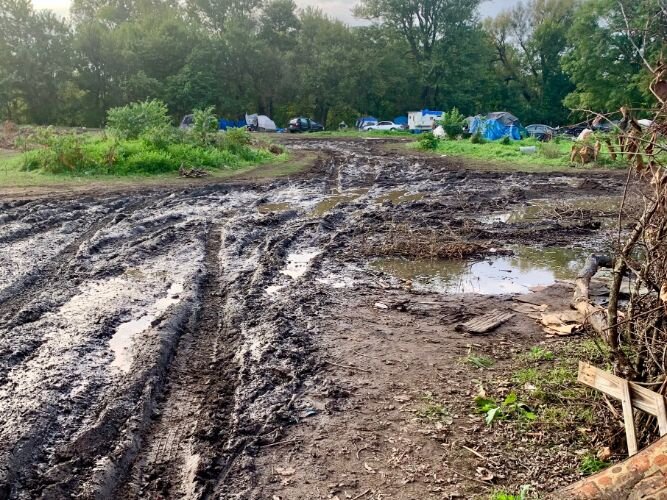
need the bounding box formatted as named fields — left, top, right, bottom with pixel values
left=579, top=454, right=610, bottom=476
left=14, top=101, right=278, bottom=176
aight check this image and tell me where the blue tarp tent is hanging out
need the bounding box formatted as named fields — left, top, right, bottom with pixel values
left=393, top=116, right=408, bottom=126
left=469, top=112, right=522, bottom=140
left=218, top=118, right=246, bottom=130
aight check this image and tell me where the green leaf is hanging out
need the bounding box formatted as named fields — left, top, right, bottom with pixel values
left=485, top=406, right=500, bottom=425
left=503, top=392, right=517, bottom=406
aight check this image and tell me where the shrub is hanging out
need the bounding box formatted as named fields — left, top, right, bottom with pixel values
left=540, top=142, right=563, bottom=159
left=191, top=106, right=218, bottom=145
left=470, top=131, right=485, bottom=144
left=439, top=107, right=466, bottom=139
left=500, top=136, right=511, bottom=145
left=418, top=132, right=439, bottom=150
left=107, top=99, right=171, bottom=139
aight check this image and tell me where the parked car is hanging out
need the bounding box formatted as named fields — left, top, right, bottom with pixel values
left=287, top=117, right=324, bottom=133
left=556, top=124, right=588, bottom=138
left=525, top=124, right=555, bottom=141
left=362, top=120, right=402, bottom=132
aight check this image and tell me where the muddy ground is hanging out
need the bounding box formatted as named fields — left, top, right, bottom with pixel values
left=0, top=137, right=633, bottom=499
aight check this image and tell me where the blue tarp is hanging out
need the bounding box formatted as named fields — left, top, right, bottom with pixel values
left=393, top=116, right=408, bottom=125
left=469, top=112, right=521, bottom=141
left=356, top=116, right=377, bottom=128
left=218, top=118, right=246, bottom=130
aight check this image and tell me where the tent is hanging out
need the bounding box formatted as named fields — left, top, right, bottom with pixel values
left=218, top=118, right=246, bottom=130
left=469, top=112, right=522, bottom=140
left=393, top=116, right=408, bottom=126
left=245, top=113, right=277, bottom=132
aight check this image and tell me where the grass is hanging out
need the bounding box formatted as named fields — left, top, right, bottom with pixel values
left=521, top=346, right=555, bottom=362
left=466, top=353, right=494, bottom=369
left=579, top=454, right=610, bottom=475
left=411, top=136, right=628, bottom=171
left=416, top=393, right=452, bottom=423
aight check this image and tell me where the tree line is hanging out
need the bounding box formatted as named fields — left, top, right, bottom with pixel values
left=0, top=0, right=664, bottom=129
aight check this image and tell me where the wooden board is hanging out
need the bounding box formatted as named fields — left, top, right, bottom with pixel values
left=455, top=309, right=515, bottom=334
left=578, top=362, right=667, bottom=455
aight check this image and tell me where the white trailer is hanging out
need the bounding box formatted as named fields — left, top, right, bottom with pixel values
left=408, top=110, right=444, bottom=132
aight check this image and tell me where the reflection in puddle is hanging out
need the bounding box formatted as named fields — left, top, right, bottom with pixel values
left=371, top=246, right=591, bottom=295
left=375, top=190, right=425, bottom=205
left=280, top=249, right=321, bottom=279
left=312, top=189, right=369, bottom=216
left=109, top=282, right=183, bottom=372
left=479, top=197, right=621, bottom=225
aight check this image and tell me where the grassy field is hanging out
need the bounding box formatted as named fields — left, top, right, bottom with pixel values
left=413, top=136, right=628, bottom=170
left=0, top=147, right=313, bottom=189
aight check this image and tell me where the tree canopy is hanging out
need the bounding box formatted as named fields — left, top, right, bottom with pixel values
left=0, top=0, right=664, bottom=127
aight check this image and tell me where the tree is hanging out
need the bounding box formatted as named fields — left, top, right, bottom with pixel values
left=563, top=0, right=667, bottom=113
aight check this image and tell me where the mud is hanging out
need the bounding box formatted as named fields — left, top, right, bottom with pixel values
left=0, top=138, right=631, bottom=499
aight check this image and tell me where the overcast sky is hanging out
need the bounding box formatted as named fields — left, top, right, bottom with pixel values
left=33, top=0, right=523, bottom=24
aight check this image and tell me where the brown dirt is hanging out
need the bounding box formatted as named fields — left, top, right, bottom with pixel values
left=0, top=137, right=636, bottom=499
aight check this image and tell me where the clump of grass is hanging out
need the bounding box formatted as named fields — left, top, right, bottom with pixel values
left=416, top=393, right=451, bottom=423
left=579, top=454, right=610, bottom=475
left=466, top=353, right=494, bottom=369
left=522, top=346, right=555, bottom=362
left=489, top=485, right=534, bottom=500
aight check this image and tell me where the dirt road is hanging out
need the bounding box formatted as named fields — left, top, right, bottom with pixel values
left=0, top=138, right=627, bottom=499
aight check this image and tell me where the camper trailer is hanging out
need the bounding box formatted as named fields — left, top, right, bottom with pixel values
left=408, top=110, right=444, bottom=133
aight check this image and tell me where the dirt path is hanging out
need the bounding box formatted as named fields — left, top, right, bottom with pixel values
left=0, top=138, right=631, bottom=499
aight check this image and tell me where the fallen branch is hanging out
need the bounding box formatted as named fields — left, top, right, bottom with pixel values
left=572, top=254, right=613, bottom=336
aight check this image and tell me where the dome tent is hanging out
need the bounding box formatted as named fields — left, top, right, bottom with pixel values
left=469, top=111, right=522, bottom=141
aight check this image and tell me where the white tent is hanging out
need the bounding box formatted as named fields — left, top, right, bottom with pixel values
left=245, top=113, right=277, bottom=132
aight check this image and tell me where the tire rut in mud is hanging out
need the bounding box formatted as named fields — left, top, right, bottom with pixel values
left=123, top=224, right=240, bottom=498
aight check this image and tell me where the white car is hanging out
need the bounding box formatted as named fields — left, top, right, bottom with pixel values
left=363, top=120, right=402, bottom=132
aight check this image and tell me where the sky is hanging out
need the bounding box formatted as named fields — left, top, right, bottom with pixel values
left=33, top=0, right=523, bottom=25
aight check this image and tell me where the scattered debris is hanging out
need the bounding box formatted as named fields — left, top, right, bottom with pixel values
left=178, top=164, right=210, bottom=177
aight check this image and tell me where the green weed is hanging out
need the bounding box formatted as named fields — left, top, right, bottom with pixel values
left=579, top=454, right=610, bottom=475
left=466, top=353, right=494, bottom=369
left=523, top=346, right=555, bottom=362
left=475, top=392, right=536, bottom=425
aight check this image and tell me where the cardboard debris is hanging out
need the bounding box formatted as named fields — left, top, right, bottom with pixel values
left=455, top=309, right=515, bottom=334
left=511, top=302, right=549, bottom=319
left=540, top=309, right=584, bottom=336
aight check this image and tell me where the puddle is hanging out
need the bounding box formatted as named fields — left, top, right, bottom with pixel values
left=280, top=249, right=321, bottom=280
left=312, top=189, right=369, bottom=216
left=371, top=246, right=591, bottom=295
left=109, top=282, right=183, bottom=372
left=257, top=202, right=294, bottom=214
left=479, top=197, right=621, bottom=225
left=375, top=190, right=425, bottom=205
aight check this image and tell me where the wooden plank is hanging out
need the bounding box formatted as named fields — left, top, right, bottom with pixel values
left=579, top=362, right=667, bottom=428
left=578, top=362, right=667, bottom=452
left=455, top=309, right=515, bottom=334
left=620, top=378, right=638, bottom=456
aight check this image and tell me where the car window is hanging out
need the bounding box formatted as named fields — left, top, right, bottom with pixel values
left=379, top=121, right=391, bottom=125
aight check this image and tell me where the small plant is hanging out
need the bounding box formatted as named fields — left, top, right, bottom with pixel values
left=466, top=353, right=494, bottom=369
left=475, top=392, right=536, bottom=425
left=107, top=99, right=171, bottom=139
left=500, top=136, right=511, bottom=145
left=416, top=393, right=452, bottom=423
left=539, top=142, right=563, bottom=159
left=418, top=132, right=439, bottom=150
left=470, top=131, right=485, bottom=144
left=490, top=485, right=534, bottom=500
left=524, top=346, right=554, bottom=362
left=439, top=107, right=466, bottom=139
left=579, top=454, right=610, bottom=475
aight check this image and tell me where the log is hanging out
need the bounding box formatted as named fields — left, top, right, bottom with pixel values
left=571, top=254, right=613, bottom=336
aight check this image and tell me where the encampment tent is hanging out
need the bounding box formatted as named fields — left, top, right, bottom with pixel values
left=393, top=116, right=408, bottom=126
left=469, top=112, right=522, bottom=140
left=245, top=113, right=277, bottom=132
left=219, top=118, right=246, bottom=130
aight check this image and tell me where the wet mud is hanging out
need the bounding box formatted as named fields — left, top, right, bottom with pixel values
left=0, top=138, right=629, bottom=499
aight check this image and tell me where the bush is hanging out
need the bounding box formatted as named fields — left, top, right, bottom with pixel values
left=418, top=132, right=439, bottom=150
left=500, top=136, right=511, bottom=145
left=540, top=142, right=563, bottom=159
left=439, top=107, right=466, bottom=139
left=107, top=100, right=171, bottom=139
left=191, top=106, right=218, bottom=145
left=470, top=132, right=485, bottom=144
